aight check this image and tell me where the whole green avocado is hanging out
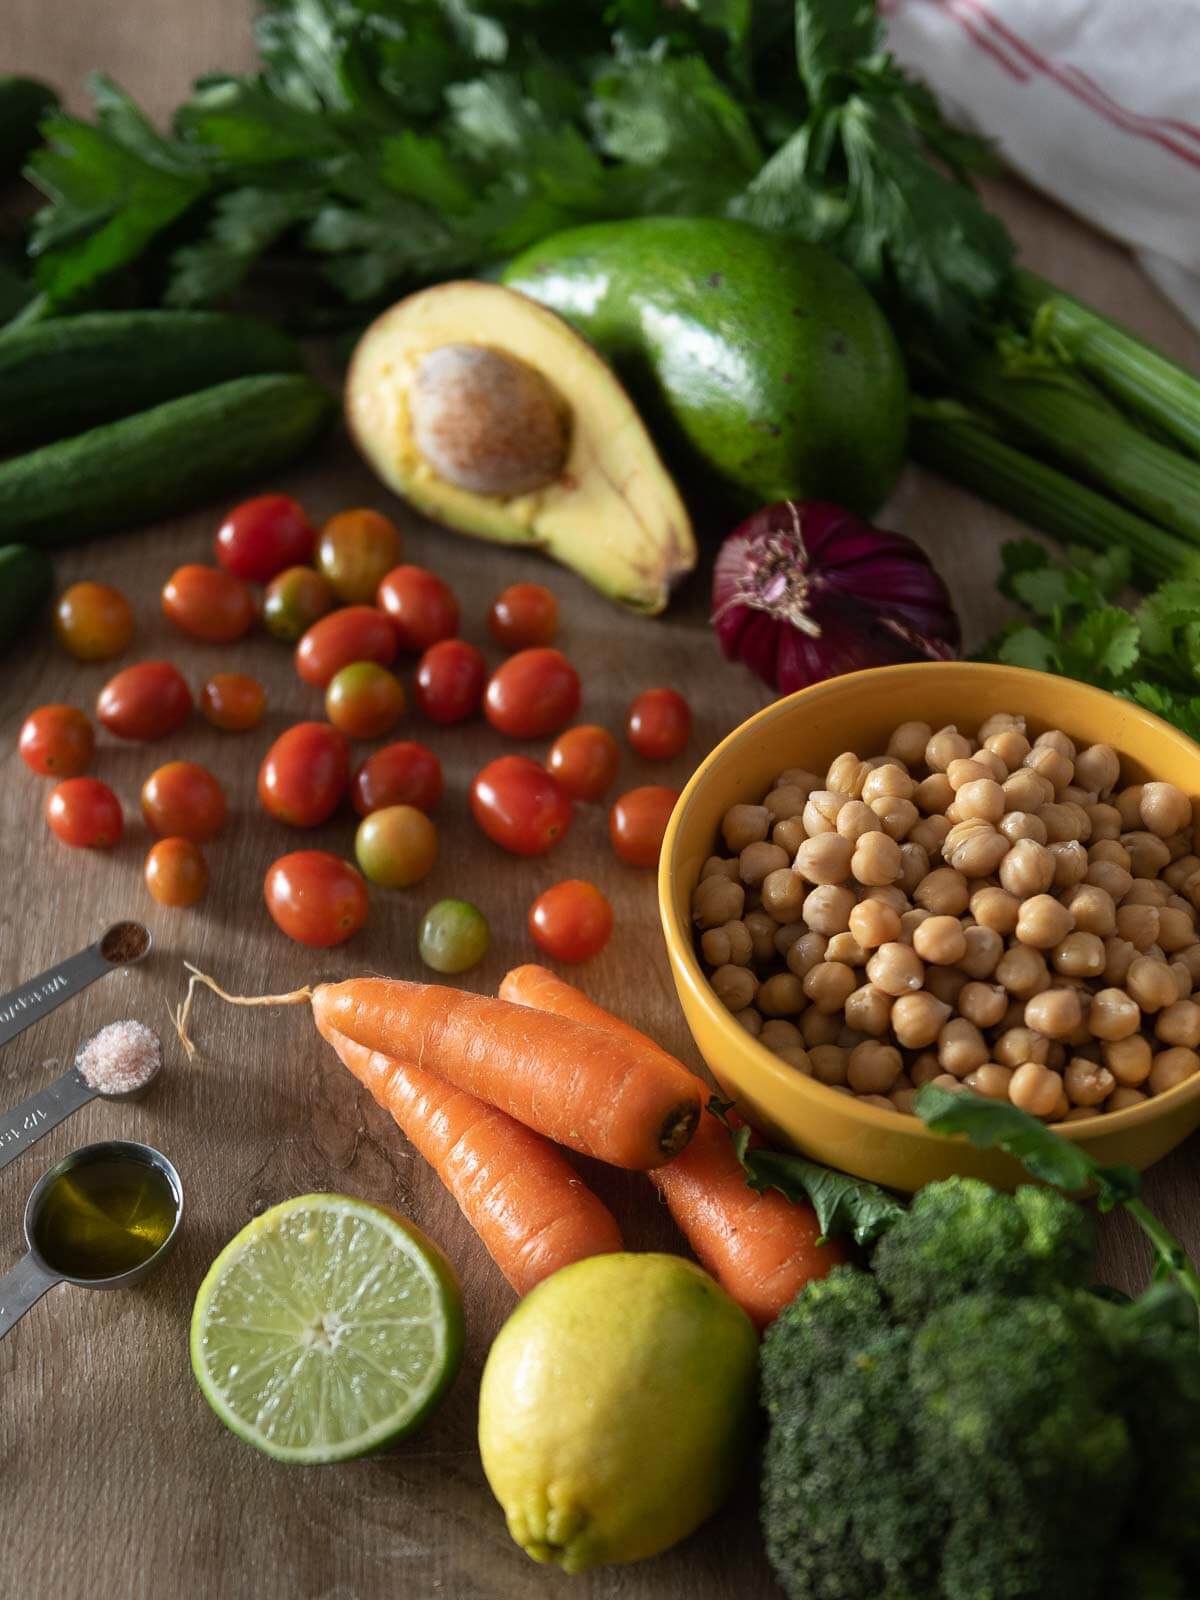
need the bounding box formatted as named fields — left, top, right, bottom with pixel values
left=503, top=217, right=908, bottom=515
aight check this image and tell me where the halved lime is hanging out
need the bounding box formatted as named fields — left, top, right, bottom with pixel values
left=190, top=1194, right=463, bottom=1463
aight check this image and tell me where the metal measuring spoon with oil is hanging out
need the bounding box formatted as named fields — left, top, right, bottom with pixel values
left=0, top=1140, right=182, bottom=1341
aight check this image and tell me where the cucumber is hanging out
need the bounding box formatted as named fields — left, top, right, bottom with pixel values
left=0, top=311, right=305, bottom=452
left=0, top=76, right=57, bottom=181
left=0, top=543, right=52, bottom=648
left=0, top=375, right=335, bottom=546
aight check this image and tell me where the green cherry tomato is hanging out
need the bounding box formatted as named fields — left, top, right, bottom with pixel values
left=317, top=509, right=403, bottom=603
left=263, top=565, right=336, bottom=644
left=355, top=805, right=438, bottom=888
left=418, top=899, right=490, bottom=974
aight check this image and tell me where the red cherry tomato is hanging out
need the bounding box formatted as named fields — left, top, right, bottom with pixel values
left=263, top=565, right=336, bottom=644
left=317, top=509, right=402, bottom=603
left=609, top=785, right=679, bottom=868
left=96, top=662, right=192, bottom=742
left=325, top=662, right=406, bottom=739
left=162, top=564, right=255, bottom=643
left=484, top=649, right=581, bottom=739
left=470, top=756, right=572, bottom=856
left=54, top=582, right=134, bottom=661
left=351, top=741, right=443, bottom=817
left=264, top=851, right=368, bottom=947
left=415, top=639, right=487, bottom=724
left=141, top=761, right=227, bottom=843
left=258, top=722, right=350, bottom=827
left=488, top=583, right=559, bottom=651
left=215, top=494, right=315, bottom=582
left=45, top=778, right=122, bottom=849
left=529, top=880, right=613, bottom=962
left=547, top=724, right=620, bottom=801
left=145, top=838, right=207, bottom=908
left=627, top=688, right=692, bottom=761
left=377, top=566, right=459, bottom=652
left=295, top=606, right=397, bottom=687
left=200, top=673, right=266, bottom=732
left=18, top=705, right=94, bottom=777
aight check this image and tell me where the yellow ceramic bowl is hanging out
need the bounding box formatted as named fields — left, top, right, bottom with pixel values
left=659, top=661, right=1200, bottom=1192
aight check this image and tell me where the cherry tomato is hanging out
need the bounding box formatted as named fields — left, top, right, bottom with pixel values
left=97, top=662, right=192, bottom=742
left=470, top=756, right=571, bottom=856
left=45, top=778, right=122, bottom=849
left=547, top=724, right=620, bottom=801
left=162, top=564, right=255, bottom=643
left=145, top=837, right=207, bottom=908
left=18, top=705, right=94, bottom=777
left=263, top=565, right=336, bottom=644
left=627, top=688, right=692, bottom=761
left=296, top=606, right=397, bottom=687
left=264, top=850, right=368, bottom=947
left=325, top=662, right=406, bottom=740
left=355, top=805, right=438, bottom=888
left=215, top=493, right=314, bottom=582
left=415, top=638, right=487, bottom=724
left=488, top=583, right=559, bottom=650
left=141, top=761, right=227, bottom=843
left=377, top=566, right=459, bottom=652
left=317, top=509, right=402, bottom=603
left=258, top=722, right=350, bottom=827
left=484, top=648, right=581, bottom=739
left=351, top=742, right=443, bottom=817
left=53, top=582, right=134, bottom=661
left=418, top=899, right=490, bottom=974
left=529, top=879, right=614, bottom=963
left=609, top=785, right=679, bottom=868
left=200, top=672, right=266, bottom=732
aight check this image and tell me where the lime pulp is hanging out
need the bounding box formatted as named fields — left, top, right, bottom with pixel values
left=190, top=1194, right=463, bottom=1463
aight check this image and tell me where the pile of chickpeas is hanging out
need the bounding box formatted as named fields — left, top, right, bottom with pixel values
left=692, top=713, right=1200, bottom=1122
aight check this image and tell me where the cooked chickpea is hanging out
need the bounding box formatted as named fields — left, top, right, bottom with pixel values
left=843, top=983, right=893, bottom=1036
left=1171, top=960, right=1192, bottom=1000
left=993, top=1026, right=1050, bottom=1067
left=759, top=867, right=806, bottom=921
left=869, top=796, right=919, bottom=842
left=743, top=910, right=778, bottom=963
left=866, top=884, right=910, bottom=915
left=1024, top=987, right=1082, bottom=1039
left=801, top=1009, right=840, bottom=1047
left=851, top=831, right=903, bottom=887
left=887, top=721, right=931, bottom=765
left=1125, top=955, right=1179, bottom=1013
left=915, top=773, right=955, bottom=815
left=802, top=789, right=847, bottom=836
left=700, top=920, right=753, bottom=967
left=1047, top=840, right=1088, bottom=889
left=956, top=1064, right=1010, bottom=1103
left=861, top=763, right=915, bottom=804
left=946, top=758, right=991, bottom=792
left=1003, top=769, right=1054, bottom=813
left=1009, top=1061, right=1063, bottom=1117
left=898, top=907, right=932, bottom=943
left=835, top=799, right=881, bottom=844
left=1063, top=784, right=1099, bottom=808
left=1122, top=831, right=1172, bottom=878
left=793, top=833, right=852, bottom=886
left=1107, top=1087, right=1147, bottom=1111
left=1015, top=894, right=1074, bottom=949
left=970, top=886, right=1020, bottom=936
left=826, top=752, right=868, bottom=798
left=799, top=962, right=856, bottom=1015
left=1178, top=943, right=1200, bottom=984
left=984, top=729, right=1030, bottom=770
left=692, top=875, right=745, bottom=929
left=847, top=900, right=900, bottom=950
left=890, top=991, right=952, bottom=1048
left=847, top=1041, right=903, bottom=1094
left=739, top=840, right=789, bottom=887
left=1149, top=1046, right=1200, bottom=1095
left=1101, top=935, right=1137, bottom=985
left=1165, top=853, right=1200, bottom=890
left=711, top=964, right=758, bottom=1011
left=825, top=932, right=866, bottom=968
left=999, top=811, right=1048, bottom=846
left=925, top=726, right=972, bottom=772
left=907, top=1053, right=939, bottom=1087
left=1115, top=785, right=1145, bottom=829
left=1073, top=744, right=1120, bottom=796
left=926, top=966, right=969, bottom=1008
left=1155, top=1000, right=1200, bottom=1048
left=722, top=803, right=769, bottom=852
left=1115, top=903, right=1159, bottom=951
left=802, top=885, right=856, bottom=936
left=1025, top=744, right=1073, bottom=794
left=953, top=778, right=1004, bottom=823
left=945, top=819, right=1009, bottom=876
left=1157, top=907, right=1197, bottom=952
left=807, top=1044, right=849, bottom=1085
left=866, top=942, right=925, bottom=997
left=733, top=1007, right=762, bottom=1036
left=1066, top=884, right=1117, bottom=937
left=910, top=914, right=966, bottom=966
left=1086, top=802, right=1122, bottom=841
left=760, top=1018, right=803, bottom=1051
left=776, top=767, right=821, bottom=794
left=909, top=816, right=952, bottom=856
left=756, top=973, right=806, bottom=1017
left=775, top=1046, right=813, bottom=1074
left=956, top=981, right=1006, bottom=1029
left=701, top=855, right=740, bottom=882
left=996, top=945, right=1050, bottom=999
left=1102, top=1035, right=1152, bottom=1085
left=773, top=922, right=807, bottom=959
left=1000, top=839, right=1054, bottom=898
left=1087, top=987, right=1141, bottom=1040
left=897, top=842, right=931, bottom=895
left=1140, top=781, right=1192, bottom=838
left=1051, top=930, right=1106, bottom=979
left=913, top=867, right=969, bottom=915
left=771, top=816, right=807, bottom=856
left=1086, top=859, right=1133, bottom=901
left=763, top=784, right=811, bottom=821
left=937, top=1017, right=988, bottom=1077
left=1063, top=1057, right=1115, bottom=1106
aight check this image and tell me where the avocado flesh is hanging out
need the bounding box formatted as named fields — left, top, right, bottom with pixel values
left=503, top=217, right=909, bottom=516
left=345, top=282, right=695, bottom=614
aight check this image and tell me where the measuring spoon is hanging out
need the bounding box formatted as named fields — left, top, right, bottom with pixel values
left=0, top=922, right=153, bottom=1052
left=0, top=1038, right=162, bottom=1175
left=0, top=1140, right=183, bottom=1342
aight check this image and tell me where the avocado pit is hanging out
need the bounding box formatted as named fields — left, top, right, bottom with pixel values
left=409, top=343, right=570, bottom=497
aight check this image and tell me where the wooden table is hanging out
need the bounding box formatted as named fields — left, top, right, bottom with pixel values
left=5, top=7, right=1200, bottom=1597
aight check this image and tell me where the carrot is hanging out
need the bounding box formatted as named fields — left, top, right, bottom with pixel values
left=498, top=964, right=849, bottom=1329
left=310, top=977, right=702, bottom=1170
left=316, top=1014, right=623, bottom=1295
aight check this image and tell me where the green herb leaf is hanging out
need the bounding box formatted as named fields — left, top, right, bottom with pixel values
left=1010, top=563, right=1074, bottom=618
left=996, top=626, right=1059, bottom=673
left=1060, top=607, right=1141, bottom=680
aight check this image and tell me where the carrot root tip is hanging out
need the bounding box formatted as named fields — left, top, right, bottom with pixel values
left=173, top=962, right=313, bottom=1058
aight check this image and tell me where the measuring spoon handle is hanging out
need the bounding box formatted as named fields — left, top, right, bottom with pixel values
left=0, top=923, right=151, bottom=1052
left=0, top=1251, right=60, bottom=1342
left=0, top=1070, right=96, bottom=1175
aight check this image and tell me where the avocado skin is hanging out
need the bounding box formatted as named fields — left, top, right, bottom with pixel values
left=504, top=218, right=908, bottom=516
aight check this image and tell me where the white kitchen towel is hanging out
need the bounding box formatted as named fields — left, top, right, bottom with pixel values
left=883, top=0, right=1200, bottom=332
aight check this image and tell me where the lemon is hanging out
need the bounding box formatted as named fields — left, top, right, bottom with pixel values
left=191, top=1194, right=463, bottom=1463
left=478, top=1252, right=758, bottom=1571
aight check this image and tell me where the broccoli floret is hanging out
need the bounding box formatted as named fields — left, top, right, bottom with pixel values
left=760, top=1178, right=1200, bottom=1600
left=873, top=1176, right=1094, bottom=1318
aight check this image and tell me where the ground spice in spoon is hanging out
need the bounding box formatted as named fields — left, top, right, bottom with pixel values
left=75, top=1020, right=162, bottom=1096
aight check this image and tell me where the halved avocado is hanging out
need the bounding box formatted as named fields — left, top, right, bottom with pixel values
left=345, top=282, right=696, bottom=613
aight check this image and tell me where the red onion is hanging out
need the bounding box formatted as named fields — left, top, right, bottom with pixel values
left=712, top=501, right=960, bottom=694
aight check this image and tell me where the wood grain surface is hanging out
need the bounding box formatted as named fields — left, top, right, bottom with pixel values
left=4, top=7, right=1200, bottom=1599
